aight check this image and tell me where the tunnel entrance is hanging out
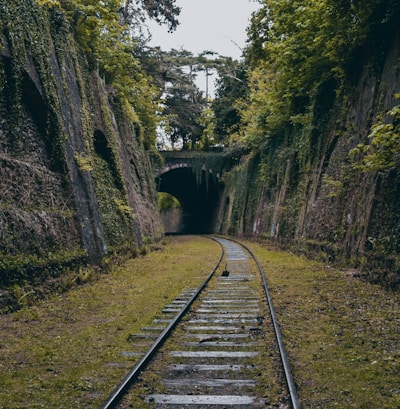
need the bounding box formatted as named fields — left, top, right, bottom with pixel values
left=156, top=167, right=220, bottom=234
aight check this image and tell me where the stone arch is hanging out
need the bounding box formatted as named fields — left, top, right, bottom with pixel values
left=19, top=71, right=60, bottom=169
left=155, top=162, right=192, bottom=178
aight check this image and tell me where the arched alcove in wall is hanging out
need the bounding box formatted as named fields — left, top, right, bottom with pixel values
left=93, top=130, right=124, bottom=191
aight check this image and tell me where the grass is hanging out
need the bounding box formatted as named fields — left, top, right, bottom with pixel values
left=0, top=236, right=399, bottom=408
left=247, top=240, right=400, bottom=409
left=0, top=236, right=221, bottom=409
left=125, top=256, right=286, bottom=408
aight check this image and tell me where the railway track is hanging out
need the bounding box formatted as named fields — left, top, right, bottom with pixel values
left=100, top=236, right=300, bottom=409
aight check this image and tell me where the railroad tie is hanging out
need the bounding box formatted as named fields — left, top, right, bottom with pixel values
left=100, top=237, right=299, bottom=409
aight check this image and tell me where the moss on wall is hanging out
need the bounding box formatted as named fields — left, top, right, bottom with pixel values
left=218, top=32, right=400, bottom=287
left=0, top=1, right=162, bottom=296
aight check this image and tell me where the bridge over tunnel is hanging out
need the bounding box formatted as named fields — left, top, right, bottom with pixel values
left=156, top=166, right=220, bottom=234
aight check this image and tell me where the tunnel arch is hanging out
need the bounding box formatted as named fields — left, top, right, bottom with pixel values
left=156, top=166, right=220, bottom=234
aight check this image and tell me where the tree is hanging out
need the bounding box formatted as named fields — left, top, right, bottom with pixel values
left=121, top=0, right=180, bottom=32
left=350, top=96, right=400, bottom=173
left=139, top=48, right=252, bottom=150
left=37, top=0, right=182, bottom=150
left=139, top=48, right=210, bottom=150
left=163, top=81, right=206, bottom=150
left=196, top=108, right=217, bottom=151
left=38, top=0, right=181, bottom=32
left=211, top=59, right=249, bottom=145
left=238, top=0, right=400, bottom=151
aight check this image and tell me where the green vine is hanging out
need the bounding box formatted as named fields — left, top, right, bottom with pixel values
left=0, top=2, right=67, bottom=170
left=0, top=247, right=87, bottom=287
left=350, top=95, right=400, bottom=173
left=74, top=152, right=93, bottom=171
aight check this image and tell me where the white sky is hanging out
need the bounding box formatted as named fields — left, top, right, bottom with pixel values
left=147, top=0, right=259, bottom=60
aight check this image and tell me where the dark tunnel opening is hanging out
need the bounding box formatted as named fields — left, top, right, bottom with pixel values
left=156, top=167, right=220, bottom=234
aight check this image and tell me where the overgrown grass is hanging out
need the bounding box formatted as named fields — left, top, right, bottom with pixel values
left=247, top=240, right=400, bottom=409
left=0, top=236, right=221, bottom=409
left=1, top=236, right=399, bottom=408
left=126, top=256, right=286, bottom=408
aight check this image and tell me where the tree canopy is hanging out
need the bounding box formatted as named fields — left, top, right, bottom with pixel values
left=139, top=47, right=242, bottom=150
left=36, top=0, right=240, bottom=152
left=34, top=0, right=400, bottom=157
left=36, top=0, right=181, bottom=150
left=236, top=0, right=400, bottom=151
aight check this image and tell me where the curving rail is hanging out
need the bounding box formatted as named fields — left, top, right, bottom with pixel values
left=100, top=237, right=224, bottom=409
left=99, top=236, right=300, bottom=409
left=236, top=238, right=301, bottom=409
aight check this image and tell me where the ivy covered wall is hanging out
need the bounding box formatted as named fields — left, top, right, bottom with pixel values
left=0, top=2, right=162, bottom=293
left=217, top=30, right=400, bottom=287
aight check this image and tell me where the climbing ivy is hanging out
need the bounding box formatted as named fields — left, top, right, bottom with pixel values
left=241, top=0, right=400, bottom=154
left=0, top=1, right=149, bottom=285
left=33, top=0, right=162, bottom=151
left=0, top=248, right=87, bottom=287
left=0, top=1, right=67, bottom=170
left=350, top=97, right=400, bottom=173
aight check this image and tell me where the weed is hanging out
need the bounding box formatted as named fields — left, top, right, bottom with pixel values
left=0, top=236, right=220, bottom=408
left=2, top=237, right=398, bottom=408
left=247, top=240, right=400, bottom=409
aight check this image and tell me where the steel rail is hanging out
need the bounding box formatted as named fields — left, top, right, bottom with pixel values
left=99, top=238, right=224, bottom=409
left=236, top=239, right=301, bottom=409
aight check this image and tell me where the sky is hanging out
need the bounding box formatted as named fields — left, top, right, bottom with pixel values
left=146, top=0, right=259, bottom=94
left=147, top=0, right=259, bottom=59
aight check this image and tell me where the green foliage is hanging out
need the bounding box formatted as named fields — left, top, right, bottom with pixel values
left=74, top=152, right=93, bottom=171
left=234, top=66, right=284, bottom=149
left=123, top=0, right=181, bottom=32
left=211, top=59, right=248, bottom=144
left=0, top=1, right=67, bottom=170
left=195, top=108, right=217, bottom=150
left=91, top=154, right=135, bottom=247
left=0, top=1, right=167, bottom=292
left=146, top=48, right=208, bottom=149
left=34, top=0, right=180, bottom=151
left=140, top=48, right=245, bottom=150
left=350, top=97, right=400, bottom=173
left=158, top=192, right=181, bottom=212
left=240, top=0, right=400, bottom=151
left=162, top=78, right=206, bottom=149
left=0, top=248, right=87, bottom=287
left=114, top=198, right=135, bottom=218
left=322, top=175, right=344, bottom=198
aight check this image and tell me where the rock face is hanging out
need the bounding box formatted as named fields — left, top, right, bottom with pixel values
left=0, top=2, right=162, bottom=287
left=217, top=30, right=400, bottom=285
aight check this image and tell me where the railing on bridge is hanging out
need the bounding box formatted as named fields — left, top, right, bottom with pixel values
left=154, top=150, right=235, bottom=180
